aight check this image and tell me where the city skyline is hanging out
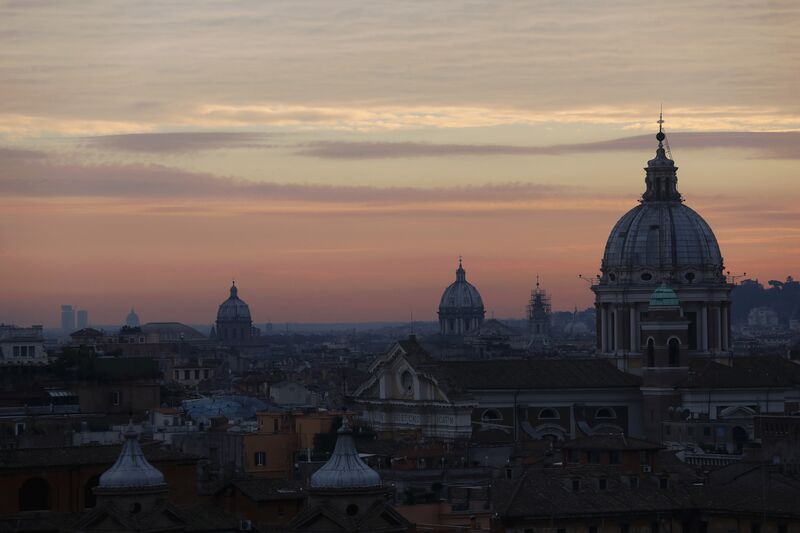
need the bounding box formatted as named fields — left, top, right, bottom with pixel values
left=1, top=1, right=798, bottom=326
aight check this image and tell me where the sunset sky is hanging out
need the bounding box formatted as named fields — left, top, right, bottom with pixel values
left=1, top=1, right=799, bottom=327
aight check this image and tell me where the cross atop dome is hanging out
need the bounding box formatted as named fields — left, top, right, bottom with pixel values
left=456, top=256, right=466, bottom=281
left=643, top=110, right=681, bottom=202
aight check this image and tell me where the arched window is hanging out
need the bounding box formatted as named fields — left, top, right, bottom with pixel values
left=668, top=338, right=680, bottom=367
left=84, top=475, right=100, bottom=508
left=400, top=371, right=413, bottom=395
left=538, top=408, right=559, bottom=420
left=19, top=478, right=50, bottom=511
left=595, top=408, right=617, bottom=419
left=481, top=409, right=502, bottom=423
left=646, top=338, right=655, bottom=367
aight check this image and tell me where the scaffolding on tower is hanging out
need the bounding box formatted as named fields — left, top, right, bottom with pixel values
left=527, top=276, right=552, bottom=338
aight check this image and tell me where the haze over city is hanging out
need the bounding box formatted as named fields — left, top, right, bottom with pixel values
left=1, top=1, right=798, bottom=326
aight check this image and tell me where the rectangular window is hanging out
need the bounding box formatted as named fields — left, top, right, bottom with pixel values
left=651, top=522, right=659, bottom=533
left=778, top=525, right=787, bottom=533
left=703, top=426, right=711, bottom=437
left=184, top=370, right=190, bottom=380
left=599, top=478, right=607, bottom=490
left=609, top=450, right=621, bottom=464
left=588, top=451, right=600, bottom=464
left=568, top=449, right=579, bottom=463
left=629, top=477, right=639, bottom=489
left=194, top=369, right=200, bottom=379
left=589, top=526, right=598, bottom=533
left=254, top=451, right=266, bottom=466
left=751, top=523, right=760, bottom=533
left=112, top=391, right=121, bottom=406
left=665, top=425, right=671, bottom=436
left=15, top=422, right=25, bottom=436
left=174, top=370, right=179, bottom=380
left=13, top=346, right=20, bottom=357
left=659, top=477, right=668, bottom=489
left=620, top=524, right=630, bottom=533
left=572, top=479, right=580, bottom=491
left=685, top=311, right=698, bottom=350
left=204, top=369, right=210, bottom=379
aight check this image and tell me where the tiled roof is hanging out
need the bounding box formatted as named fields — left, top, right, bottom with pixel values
left=678, top=355, right=800, bottom=389
left=0, top=442, right=199, bottom=469
left=230, top=478, right=305, bottom=501
left=495, top=466, right=695, bottom=519
left=431, top=358, right=642, bottom=391
left=495, top=463, right=800, bottom=520
left=563, top=434, right=663, bottom=451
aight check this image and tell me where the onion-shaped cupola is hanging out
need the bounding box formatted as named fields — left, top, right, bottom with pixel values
left=98, top=423, right=166, bottom=490
left=310, top=417, right=381, bottom=489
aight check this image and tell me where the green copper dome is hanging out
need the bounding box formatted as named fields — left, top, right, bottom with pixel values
left=649, top=283, right=680, bottom=309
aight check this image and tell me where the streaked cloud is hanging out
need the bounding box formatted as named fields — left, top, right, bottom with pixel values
left=83, top=132, right=272, bottom=154
left=297, top=132, right=800, bottom=159
left=0, top=145, right=573, bottom=203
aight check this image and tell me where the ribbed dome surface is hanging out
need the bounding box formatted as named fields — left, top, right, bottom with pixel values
left=98, top=425, right=165, bottom=489
left=600, top=129, right=724, bottom=285
left=603, top=202, right=722, bottom=270
left=217, top=283, right=251, bottom=321
left=310, top=418, right=381, bottom=489
left=439, top=262, right=484, bottom=310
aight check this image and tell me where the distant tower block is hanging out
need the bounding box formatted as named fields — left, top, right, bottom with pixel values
left=76, top=310, right=89, bottom=329
left=527, top=276, right=552, bottom=337
left=60, top=305, right=76, bottom=333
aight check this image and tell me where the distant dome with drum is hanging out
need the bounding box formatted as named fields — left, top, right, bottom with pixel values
left=438, top=258, right=486, bottom=336
left=601, top=114, right=724, bottom=286
left=216, top=281, right=251, bottom=322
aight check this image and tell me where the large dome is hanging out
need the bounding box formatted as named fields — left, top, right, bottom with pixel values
left=600, top=131, right=725, bottom=286
left=439, top=261, right=484, bottom=310
left=217, top=282, right=251, bottom=322
left=603, top=203, right=722, bottom=271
